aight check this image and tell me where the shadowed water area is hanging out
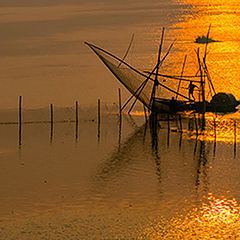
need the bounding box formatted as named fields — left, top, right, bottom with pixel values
left=1, top=0, right=240, bottom=239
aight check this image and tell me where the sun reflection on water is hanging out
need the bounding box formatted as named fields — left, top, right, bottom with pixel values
left=139, top=194, right=240, bottom=239
left=146, top=0, right=240, bottom=103
left=188, top=112, right=240, bottom=144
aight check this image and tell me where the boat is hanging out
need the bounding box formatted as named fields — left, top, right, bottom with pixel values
left=85, top=28, right=239, bottom=115
left=195, top=35, right=219, bottom=44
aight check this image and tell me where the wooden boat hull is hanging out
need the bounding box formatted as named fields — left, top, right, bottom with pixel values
left=153, top=98, right=239, bottom=114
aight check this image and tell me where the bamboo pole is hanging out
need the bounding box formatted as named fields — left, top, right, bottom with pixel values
left=97, top=99, right=101, bottom=140
left=167, top=114, right=170, bottom=146
left=176, top=55, right=187, bottom=100
left=50, top=104, right=53, bottom=142
left=19, top=96, right=22, bottom=125
left=18, top=96, right=22, bottom=147
left=150, top=28, right=165, bottom=108
left=76, top=101, right=79, bottom=124
left=50, top=104, right=53, bottom=124
left=75, top=101, right=79, bottom=140
left=118, top=89, right=122, bottom=147
left=118, top=33, right=134, bottom=68
left=196, top=48, right=206, bottom=130
left=127, top=80, right=149, bottom=114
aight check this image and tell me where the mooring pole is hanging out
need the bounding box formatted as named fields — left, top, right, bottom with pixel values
left=76, top=101, right=79, bottom=124
left=150, top=28, right=165, bottom=109
left=97, top=99, right=101, bottom=141
left=196, top=48, right=206, bottom=130
left=18, top=96, right=22, bottom=147
left=176, top=55, right=187, bottom=100
left=50, top=104, right=54, bottom=142
left=75, top=101, right=79, bottom=141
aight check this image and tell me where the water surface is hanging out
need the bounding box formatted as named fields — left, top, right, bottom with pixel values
left=1, top=0, right=240, bottom=239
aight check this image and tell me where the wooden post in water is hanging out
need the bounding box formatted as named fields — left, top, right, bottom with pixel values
left=76, top=101, right=79, bottom=124
left=197, top=48, right=206, bottom=130
left=50, top=104, right=53, bottom=124
left=75, top=101, right=79, bottom=140
left=97, top=99, right=101, bottom=140
left=18, top=96, right=22, bottom=147
left=50, top=104, right=54, bottom=142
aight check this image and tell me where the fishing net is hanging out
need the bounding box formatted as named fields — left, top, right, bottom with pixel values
left=86, top=42, right=154, bottom=108
left=86, top=42, right=191, bottom=111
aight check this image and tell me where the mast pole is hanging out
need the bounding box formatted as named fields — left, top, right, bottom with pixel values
left=203, top=24, right=211, bottom=63
left=176, top=55, right=187, bottom=100
left=118, top=33, right=135, bottom=68
left=197, top=49, right=205, bottom=103
left=202, top=24, right=216, bottom=96
left=122, top=37, right=178, bottom=113
left=150, top=27, right=165, bottom=110
left=197, top=48, right=206, bottom=129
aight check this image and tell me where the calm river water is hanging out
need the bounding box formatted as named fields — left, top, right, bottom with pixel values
left=0, top=0, right=240, bottom=239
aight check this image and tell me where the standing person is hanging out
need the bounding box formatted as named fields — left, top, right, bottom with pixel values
left=188, top=81, right=198, bottom=101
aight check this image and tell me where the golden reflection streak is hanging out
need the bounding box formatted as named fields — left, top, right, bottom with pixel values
left=128, top=111, right=240, bottom=144
left=150, top=0, right=240, bottom=102
left=187, top=113, right=240, bottom=144
left=139, top=194, right=240, bottom=239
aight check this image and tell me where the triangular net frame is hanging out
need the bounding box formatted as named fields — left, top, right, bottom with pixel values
left=86, top=42, right=191, bottom=110
left=86, top=42, right=155, bottom=109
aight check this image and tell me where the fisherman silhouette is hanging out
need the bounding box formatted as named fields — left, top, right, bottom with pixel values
left=188, top=81, right=198, bottom=101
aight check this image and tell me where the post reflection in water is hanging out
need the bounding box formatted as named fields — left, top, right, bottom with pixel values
left=150, top=113, right=161, bottom=184
left=195, top=140, right=209, bottom=195
left=92, top=122, right=157, bottom=189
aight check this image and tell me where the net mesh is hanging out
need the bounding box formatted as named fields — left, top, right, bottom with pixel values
left=87, top=43, right=154, bottom=108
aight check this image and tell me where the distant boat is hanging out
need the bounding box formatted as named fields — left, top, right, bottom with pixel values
left=195, top=35, right=219, bottom=44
